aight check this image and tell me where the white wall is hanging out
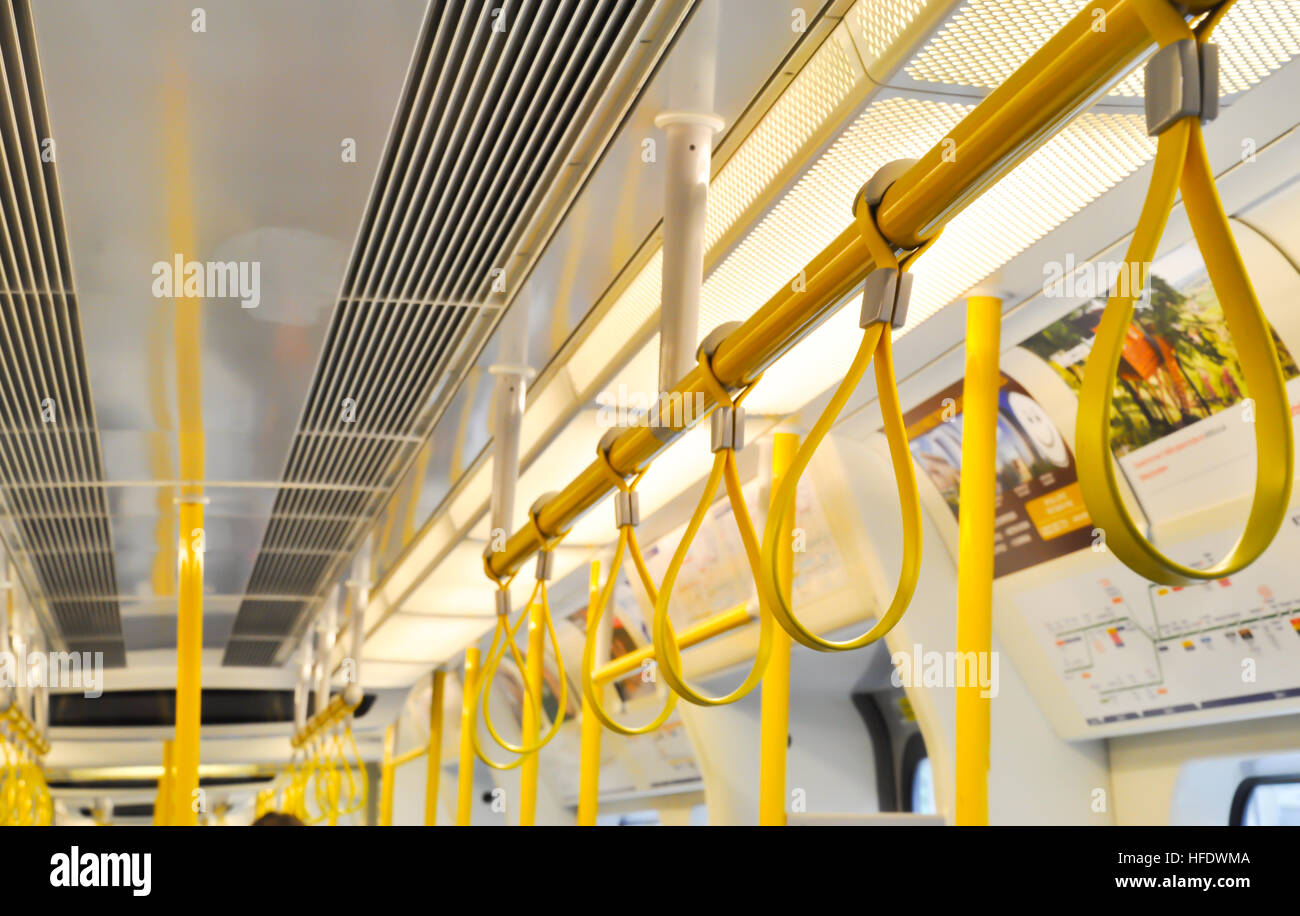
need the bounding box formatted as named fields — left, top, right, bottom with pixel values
left=679, top=645, right=882, bottom=825
left=1109, top=714, right=1300, bottom=825
left=823, top=430, right=1114, bottom=825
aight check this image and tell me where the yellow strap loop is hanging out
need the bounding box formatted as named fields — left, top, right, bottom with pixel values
left=1076, top=0, right=1292, bottom=586
left=472, top=575, right=569, bottom=768
left=651, top=453, right=771, bottom=705
left=582, top=526, right=679, bottom=735
left=755, top=185, right=933, bottom=651
left=647, top=341, right=772, bottom=706
left=472, top=497, right=571, bottom=767
left=583, top=439, right=677, bottom=733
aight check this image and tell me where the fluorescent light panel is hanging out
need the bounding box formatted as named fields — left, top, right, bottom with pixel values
left=736, top=101, right=1155, bottom=414
left=906, top=0, right=1300, bottom=98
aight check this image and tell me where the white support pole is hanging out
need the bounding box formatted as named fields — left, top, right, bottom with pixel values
left=13, top=587, right=29, bottom=721
left=488, top=295, right=533, bottom=547
left=34, top=626, right=48, bottom=739
left=344, top=538, right=372, bottom=704
left=655, top=0, right=722, bottom=393
left=294, top=634, right=313, bottom=733
left=0, top=549, right=10, bottom=659
left=314, top=589, right=338, bottom=715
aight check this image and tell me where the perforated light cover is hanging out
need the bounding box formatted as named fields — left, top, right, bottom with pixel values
left=906, top=0, right=1300, bottom=98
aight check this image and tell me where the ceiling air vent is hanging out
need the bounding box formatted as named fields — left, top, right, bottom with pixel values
left=225, top=0, right=695, bottom=665
left=0, top=0, right=123, bottom=665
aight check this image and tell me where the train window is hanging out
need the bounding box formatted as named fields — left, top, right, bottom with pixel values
left=1230, top=776, right=1300, bottom=826
left=900, top=732, right=935, bottom=815
left=911, top=758, right=936, bottom=816
left=594, top=810, right=660, bottom=826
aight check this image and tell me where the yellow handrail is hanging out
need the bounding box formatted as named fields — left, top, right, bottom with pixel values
left=479, top=0, right=1219, bottom=589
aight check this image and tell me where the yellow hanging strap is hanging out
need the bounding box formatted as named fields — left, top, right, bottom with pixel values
left=0, top=736, right=16, bottom=826
left=649, top=354, right=774, bottom=706
left=755, top=169, right=936, bottom=652
left=339, top=722, right=368, bottom=815
left=1076, top=0, right=1292, bottom=586
left=581, top=446, right=678, bottom=734
left=264, top=693, right=364, bottom=824
left=302, top=735, right=327, bottom=825
left=0, top=704, right=51, bottom=826
left=472, top=510, right=569, bottom=769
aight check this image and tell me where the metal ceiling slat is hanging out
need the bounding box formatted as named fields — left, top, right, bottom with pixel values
left=356, top=0, right=498, bottom=303
left=1, top=6, right=111, bottom=605
left=357, top=1, right=495, bottom=304
left=228, top=0, right=670, bottom=666
left=380, top=1, right=539, bottom=303
left=404, top=1, right=572, bottom=305
left=294, top=6, right=476, bottom=449
left=290, top=2, right=505, bottom=505
left=343, top=0, right=458, bottom=298
left=417, top=0, right=606, bottom=304
left=434, top=2, right=623, bottom=307
left=303, top=4, right=501, bottom=466
left=0, top=0, right=121, bottom=661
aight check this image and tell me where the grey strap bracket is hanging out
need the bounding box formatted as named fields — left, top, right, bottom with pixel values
left=1145, top=39, right=1219, bottom=136
left=614, top=490, right=639, bottom=528
left=855, top=159, right=918, bottom=330
left=534, top=550, right=554, bottom=582
left=710, top=405, right=745, bottom=453
left=859, top=268, right=913, bottom=329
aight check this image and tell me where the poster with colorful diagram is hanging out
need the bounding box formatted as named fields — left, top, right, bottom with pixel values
left=904, top=374, right=1094, bottom=577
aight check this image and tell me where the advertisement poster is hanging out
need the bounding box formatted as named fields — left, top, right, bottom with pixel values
left=564, top=599, right=654, bottom=703
left=638, top=478, right=851, bottom=624
left=904, top=374, right=1093, bottom=577
left=1019, top=241, right=1300, bottom=523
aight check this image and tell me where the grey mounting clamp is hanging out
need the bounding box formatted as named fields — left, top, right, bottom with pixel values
left=614, top=490, right=639, bottom=528
left=598, top=426, right=639, bottom=532
left=855, top=159, right=919, bottom=330
left=1145, top=39, right=1219, bottom=136
left=696, top=321, right=749, bottom=387
left=711, top=405, right=744, bottom=453
left=599, top=428, right=643, bottom=529
left=534, top=550, right=554, bottom=582
left=698, top=321, right=747, bottom=453
left=528, top=492, right=563, bottom=543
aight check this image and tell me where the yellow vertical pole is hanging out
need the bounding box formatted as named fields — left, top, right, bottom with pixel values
left=172, top=500, right=204, bottom=826
left=154, top=739, right=174, bottom=826
left=379, top=724, right=396, bottom=826
left=163, top=65, right=206, bottom=829
left=327, top=762, right=340, bottom=827
left=955, top=295, right=1002, bottom=826
left=517, top=598, right=546, bottom=826
left=759, top=432, right=798, bottom=826
left=577, top=562, right=602, bottom=826
left=424, top=669, right=446, bottom=825
left=456, top=648, right=480, bottom=825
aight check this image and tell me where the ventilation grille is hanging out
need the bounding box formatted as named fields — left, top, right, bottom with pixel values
left=222, top=639, right=281, bottom=668
left=0, top=0, right=122, bottom=665
left=225, top=0, right=684, bottom=664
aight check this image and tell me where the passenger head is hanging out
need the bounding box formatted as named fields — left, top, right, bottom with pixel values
left=251, top=811, right=305, bottom=826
